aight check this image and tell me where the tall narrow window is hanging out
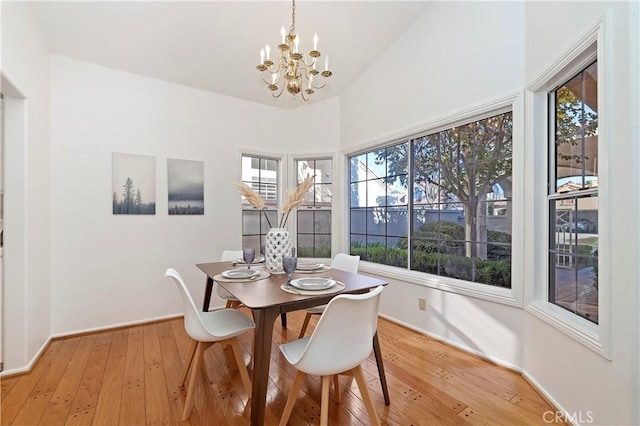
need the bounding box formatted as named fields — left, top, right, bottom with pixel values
left=241, top=155, right=278, bottom=252
left=295, top=159, right=332, bottom=258
left=548, top=61, right=599, bottom=324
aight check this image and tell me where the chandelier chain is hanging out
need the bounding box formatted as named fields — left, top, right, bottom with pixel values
left=290, top=0, right=296, bottom=34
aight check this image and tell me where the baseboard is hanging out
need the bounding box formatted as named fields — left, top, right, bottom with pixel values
left=1, top=336, right=53, bottom=378
left=50, top=313, right=184, bottom=339
left=378, top=312, right=522, bottom=372
left=378, top=313, right=568, bottom=420
left=521, top=371, right=574, bottom=425
left=0, top=313, right=185, bottom=378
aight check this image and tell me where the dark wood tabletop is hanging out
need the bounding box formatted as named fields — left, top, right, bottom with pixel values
left=196, top=261, right=390, bottom=426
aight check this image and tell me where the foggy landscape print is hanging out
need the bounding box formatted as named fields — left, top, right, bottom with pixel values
left=112, top=153, right=156, bottom=215
left=167, top=158, right=204, bottom=215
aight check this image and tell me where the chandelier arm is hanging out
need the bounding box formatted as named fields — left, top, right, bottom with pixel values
left=271, top=83, right=286, bottom=99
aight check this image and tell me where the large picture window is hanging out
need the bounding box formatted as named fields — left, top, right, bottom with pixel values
left=548, top=61, right=599, bottom=324
left=295, top=159, right=332, bottom=258
left=349, top=111, right=513, bottom=288
left=241, top=155, right=278, bottom=252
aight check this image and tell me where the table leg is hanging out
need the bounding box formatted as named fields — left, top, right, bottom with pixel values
left=280, top=313, right=287, bottom=328
left=202, top=277, right=214, bottom=312
left=250, top=307, right=280, bottom=425
left=372, top=332, right=390, bottom=405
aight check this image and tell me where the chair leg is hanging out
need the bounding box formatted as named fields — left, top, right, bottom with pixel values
left=333, top=374, right=341, bottom=404
left=352, top=365, right=380, bottom=426
left=228, top=338, right=252, bottom=396
left=179, top=339, right=197, bottom=387
left=279, top=371, right=305, bottom=426
left=182, top=341, right=205, bottom=421
left=320, top=375, right=331, bottom=426
left=225, top=300, right=234, bottom=308
left=298, top=312, right=313, bottom=338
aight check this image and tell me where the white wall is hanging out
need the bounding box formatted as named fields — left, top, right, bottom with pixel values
left=341, top=1, right=527, bottom=366
left=341, top=1, right=639, bottom=425
left=523, top=2, right=639, bottom=425
left=1, top=2, right=52, bottom=373
left=49, top=55, right=339, bottom=335
left=341, top=1, right=525, bottom=148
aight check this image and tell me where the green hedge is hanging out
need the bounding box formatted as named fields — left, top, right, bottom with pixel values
left=350, top=243, right=511, bottom=288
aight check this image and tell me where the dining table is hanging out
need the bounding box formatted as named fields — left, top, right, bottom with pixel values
left=196, top=260, right=390, bottom=426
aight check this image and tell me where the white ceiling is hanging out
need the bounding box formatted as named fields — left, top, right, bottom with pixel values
left=30, top=1, right=431, bottom=109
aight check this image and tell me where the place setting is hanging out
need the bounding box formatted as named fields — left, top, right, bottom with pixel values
left=294, top=261, right=331, bottom=274
left=215, top=249, right=271, bottom=282
left=280, top=256, right=345, bottom=295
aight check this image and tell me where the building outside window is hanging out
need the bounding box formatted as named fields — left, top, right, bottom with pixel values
left=548, top=61, right=599, bottom=324
left=295, top=159, right=332, bottom=258
left=241, top=155, right=278, bottom=252
left=349, top=111, right=513, bottom=288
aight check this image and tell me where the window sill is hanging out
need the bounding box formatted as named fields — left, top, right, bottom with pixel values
left=526, top=300, right=609, bottom=359
left=358, top=261, right=521, bottom=308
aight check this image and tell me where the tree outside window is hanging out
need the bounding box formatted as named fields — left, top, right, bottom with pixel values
left=349, top=111, right=513, bottom=288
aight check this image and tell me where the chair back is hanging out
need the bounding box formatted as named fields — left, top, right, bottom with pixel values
left=294, top=286, right=383, bottom=376
left=330, top=253, right=360, bottom=274
left=165, top=268, right=215, bottom=342
left=220, top=250, right=243, bottom=262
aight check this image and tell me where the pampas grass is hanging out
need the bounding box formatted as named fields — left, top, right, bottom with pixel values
left=279, top=175, right=314, bottom=227
left=233, top=182, right=271, bottom=227
left=233, top=182, right=265, bottom=209
left=233, top=175, right=315, bottom=229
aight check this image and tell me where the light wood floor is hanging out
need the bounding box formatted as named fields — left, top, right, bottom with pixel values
left=1, top=309, right=562, bottom=425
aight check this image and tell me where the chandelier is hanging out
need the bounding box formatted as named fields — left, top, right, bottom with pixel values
left=256, top=0, right=332, bottom=101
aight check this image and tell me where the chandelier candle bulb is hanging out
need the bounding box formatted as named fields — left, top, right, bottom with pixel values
left=313, top=33, right=318, bottom=50
left=325, top=55, right=329, bottom=71
left=260, top=49, right=264, bottom=63
left=281, top=26, right=286, bottom=44
left=265, top=44, right=271, bottom=60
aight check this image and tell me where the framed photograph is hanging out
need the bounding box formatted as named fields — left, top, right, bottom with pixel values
left=112, top=152, right=156, bottom=214
left=167, top=158, right=204, bottom=215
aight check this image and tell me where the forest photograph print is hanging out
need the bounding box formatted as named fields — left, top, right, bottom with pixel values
left=112, top=152, right=156, bottom=215
left=167, top=158, right=204, bottom=215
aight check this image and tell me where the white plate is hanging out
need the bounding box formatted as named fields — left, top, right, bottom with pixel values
left=290, top=277, right=336, bottom=291
left=296, top=263, right=325, bottom=271
left=235, top=256, right=265, bottom=264
left=222, top=269, right=260, bottom=279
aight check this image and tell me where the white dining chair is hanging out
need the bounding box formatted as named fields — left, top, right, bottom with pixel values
left=298, top=253, right=360, bottom=338
left=217, top=250, right=244, bottom=308
left=165, top=268, right=254, bottom=421
left=278, top=285, right=384, bottom=426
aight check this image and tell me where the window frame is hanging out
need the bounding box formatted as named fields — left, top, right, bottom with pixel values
left=293, top=157, right=333, bottom=258
left=240, top=152, right=284, bottom=252
left=346, top=93, right=524, bottom=308
left=525, top=19, right=611, bottom=358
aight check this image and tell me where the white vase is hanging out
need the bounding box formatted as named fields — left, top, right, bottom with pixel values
left=265, top=228, right=291, bottom=273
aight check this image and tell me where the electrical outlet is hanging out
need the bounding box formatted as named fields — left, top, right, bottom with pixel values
left=418, top=298, right=426, bottom=311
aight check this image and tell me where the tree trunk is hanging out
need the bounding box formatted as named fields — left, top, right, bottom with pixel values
left=476, top=197, right=487, bottom=259
left=464, top=201, right=477, bottom=258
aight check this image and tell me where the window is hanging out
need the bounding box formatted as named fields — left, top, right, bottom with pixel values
left=548, top=61, right=599, bottom=324
left=295, top=159, right=332, bottom=258
left=241, top=155, right=278, bottom=251
left=349, top=112, right=513, bottom=288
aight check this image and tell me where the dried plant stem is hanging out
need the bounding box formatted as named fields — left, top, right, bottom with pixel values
left=235, top=176, right=315, bottom=230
